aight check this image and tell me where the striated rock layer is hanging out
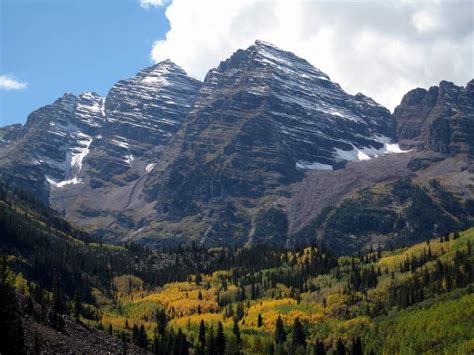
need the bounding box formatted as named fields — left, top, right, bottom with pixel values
left=0, top=40, right=472, bottom=250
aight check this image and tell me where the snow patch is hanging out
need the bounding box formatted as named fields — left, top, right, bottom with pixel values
left=296, top=161, right=333, bottom=171
left=70, top=134, right=93, bottom=174
left=46, top=176, right=82, bottom=188
left=145, top=163, right=156, bottom=173
left=334, top=136, right=411, bottom=163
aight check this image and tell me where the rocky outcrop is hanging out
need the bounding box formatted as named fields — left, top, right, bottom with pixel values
left=0, top=123, right=23, bottom=148
left=145, top=41, right=396, bottom=222
left=393, top=80, right=474, bottom=155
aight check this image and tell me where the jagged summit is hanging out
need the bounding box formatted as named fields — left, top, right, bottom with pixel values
left=138, top=59, right=190, bottom=83
left=251, top=39, right=331, bottom=81
left=1, top=40, right=470, bottom=249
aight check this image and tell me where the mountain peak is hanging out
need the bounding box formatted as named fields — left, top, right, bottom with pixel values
left=254, top=39, right=279, bottom=49
left=145, top=59, right=188, bottom=77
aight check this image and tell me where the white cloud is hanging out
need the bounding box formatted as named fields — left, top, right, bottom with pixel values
left=412, top=10, right=439, bottom=34
left=140, top=0, right=166, bottom=9
left=0, top=74, right=28, bottom=90
left=150, top=0, right=474, bottom=111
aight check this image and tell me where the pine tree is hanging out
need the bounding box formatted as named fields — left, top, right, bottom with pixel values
left=206, top=326, right=216, bottom=355
left=233, top=319, right=241, bottom=344
left=73, top=289, right=82, bottom=320
left=236, top=302, right=244, bottom=321
left=352, top=337, right=363, bottom=355
left=274, top=315, right=286, bottom=344
left=291, top=317, right=306, bottom=348
left=51, top=273, right=66, bottom=330
left=257, top=313, right=263, bottom=327
left=176, top=328, right=189, bottom=355
left=199, top=319, right=206, bottom=348
left=215, top=321, right=226, bottom=355
left=315, top=339, right=325, bottom=355
left=138, top=324, right=148, bottom=349
left=132, top=324, right=139, bottom=346
left=336, top=338, right=346, bottom=355
left=156, top=308, right=168, bottom=336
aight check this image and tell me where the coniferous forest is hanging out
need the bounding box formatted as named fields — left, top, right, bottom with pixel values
left=1, top=184, right=473, bottom=354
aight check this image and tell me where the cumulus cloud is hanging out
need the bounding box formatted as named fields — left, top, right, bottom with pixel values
left=149, top=0, right=473, bottom=111
left=140, top=0, right=167, bottom=9
left=0, top=74, right=28, bottom=90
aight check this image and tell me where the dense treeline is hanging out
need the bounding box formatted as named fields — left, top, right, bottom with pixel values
left=1, top=184, right=473, bottom=354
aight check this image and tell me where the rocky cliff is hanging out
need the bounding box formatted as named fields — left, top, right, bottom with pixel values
left=394, top=80, right=474, bottom=155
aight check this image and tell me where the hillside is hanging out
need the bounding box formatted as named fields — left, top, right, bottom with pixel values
left=1, top=186, right=473, bottom=354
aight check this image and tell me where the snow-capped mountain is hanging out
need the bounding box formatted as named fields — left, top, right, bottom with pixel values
left=145, top=40, right=400, bottom=214
left=0, top=40, right=471, bottom=248
left=0, top=61, right=201, bottom=203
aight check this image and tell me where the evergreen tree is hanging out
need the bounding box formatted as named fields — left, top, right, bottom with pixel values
left=257, top=313, right=263, bottom=327
left=156, top=308, right=168, bottom=336
left=73, top=289, right=82, bottom=320
left=291, top=317, right=306, bottom=348
left=215, top=321, right=226, bottom=355
left=132, top=324, right=139, bottom=347
left=314, top=339, right=325, bottom=355
left=199, top=319, right=206, bottom=348
left=233, top=319, right=241, bottom=344
left=176, top=328, right=189, bottom=355
left=138, top=324, right=148, bottom=349
left=274, top=315, right=286, bottom=344
left=51, top=273, right=66, bottom=330
left=336, top=338, right=345, bottom=355
left=352, top=337, right=363, bottom=355
left=236, top=302, right=244, bottom=321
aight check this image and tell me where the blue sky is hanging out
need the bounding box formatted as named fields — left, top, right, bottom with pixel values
left=1, top=0, right=170, bottom=125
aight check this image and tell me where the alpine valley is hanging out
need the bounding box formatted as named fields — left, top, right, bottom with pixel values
left=0, top=40, right=473, bottom=354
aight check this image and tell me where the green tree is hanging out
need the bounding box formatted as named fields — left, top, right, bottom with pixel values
left=233, top=319, right=241, bottom=344
left=215, top=321, right=226, bottom=355
left=199, top=319, right=206, bottom=348
left=314, top=339, right=325, bottom=355
left=274, top=315, right=286, bottom=344
left=336, top=338, right=345, bottom=355
left=73, top=289, right=82, bottom=320
left=257, top=313, right=263, bottom=327
left=291, top=317, right=306, bottom=348
left=156, top=308, right=168, bottom=336
left=352, top=337, right=362, bottom=355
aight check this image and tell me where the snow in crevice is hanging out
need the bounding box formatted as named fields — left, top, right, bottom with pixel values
left=70, top=133, right=93, bottom=175
left=46, top=132, right=92, bottom=189
left=124, top=154, right=134, bottom=166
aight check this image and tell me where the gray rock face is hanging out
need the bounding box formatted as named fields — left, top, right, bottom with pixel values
left=394, top=80, right=474, bottom=155
left=0, top=92, right=105, bottom=200
left=0, top=123, right=23, bottom=148
left=0, top=61, right=202, bottom=209
left=105, top=60, right=202, bottom=145
left=145, top=40, right=396, bottom=218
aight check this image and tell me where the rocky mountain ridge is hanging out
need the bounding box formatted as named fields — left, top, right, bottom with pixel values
left=0, top=40, right=472, bottom=251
